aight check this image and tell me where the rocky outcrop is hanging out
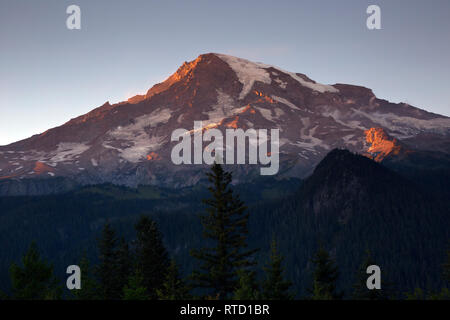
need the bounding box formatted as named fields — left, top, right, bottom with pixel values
left=364, top=128, right=406, bottom=162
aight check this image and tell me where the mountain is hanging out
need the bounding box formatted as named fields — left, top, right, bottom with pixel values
left=267, top=149, right=450, bottom=295
left=1, top=53, right=449, bottom=195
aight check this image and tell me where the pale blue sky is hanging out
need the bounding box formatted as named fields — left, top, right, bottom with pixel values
left=1, top=0, right=449, bottom=145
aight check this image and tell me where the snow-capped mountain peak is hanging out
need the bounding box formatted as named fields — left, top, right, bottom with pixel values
left=0, top=53, right=449, bottom=195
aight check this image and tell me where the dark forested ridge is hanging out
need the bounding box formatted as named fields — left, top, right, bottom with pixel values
left=0, top=149, right=448, bottom=299
left=260, top=149, right=450, bottom=296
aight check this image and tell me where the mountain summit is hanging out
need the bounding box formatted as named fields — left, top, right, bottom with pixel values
left=1, top=53, right=449, bottom=195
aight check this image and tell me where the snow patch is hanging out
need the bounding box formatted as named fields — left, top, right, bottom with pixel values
left=256, top=107, right=275, bottom=122
left=104, top=108, right=171, bottom=162
left=286, top=72, right=338, bottom=93
left=109, top=108, right=172, bottom=140
left=49, top=142, right=91, bottom=163
left=215, top=54, right=272, bottom=99
left=352, top=109, right=450, bottom=138
left=203, top=90, right=247, bottom=125
left=120, top=135, right=165, bottom=163
left=274, top=108, right=285, bottom=117
left=271, top=96, right=301, bottom=110
left=255, top=106, right=284, bottom=122
left=321, top=108, right=365, bottom=130
left=216, top=53, right=338, bottom=96
left=294, top=125, right=330, bottom=151
left=274, top=78, right=287, bottom=89
left=342, top=134, right=358, bottom=146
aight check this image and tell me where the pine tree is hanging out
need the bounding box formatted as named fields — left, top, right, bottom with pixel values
left=9, top=241, right=61, bottom=300
left=135, top=215, right=170, bottom=299
left=352, top=250, right=389, bottom=300
left=96, top=222, right=121, bottom=300
left=261, top=239, right=293, bottom=300
left=123, top=269, right=150, bottom=300
left=191, top=163, right=257, bottom=299
left=310, top=280, right=333, bottom=300
left=233, top=269, right=260, bottom=300
left=73, top=254, right=100, bottom=300
left=116, top=237, right=132, bottom=297
left=309, top=245, right=341, bottom=300
left=157, top=259, right=191, bottom=300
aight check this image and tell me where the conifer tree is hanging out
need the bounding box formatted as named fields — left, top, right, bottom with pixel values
left=116, top=237, right=132, bottom=297
left=310, top=280, right=333, bottom=300
left=157, top=259, right=191, bottom=300
left=123, top=269, right=149, bottom=300
left=261, top=239, right=293, bottom=300
left=233, top=269, right=260, bottom=300
left=309, top=245, right=341, bottom=300
left=73, top=254, right=100, bottom=300
left=135, top=215, right=170, bottom=299
left=96, top=222, right=121, bottom=299
left=191, top=163, right=257, bottom=299
left=352, top=250, right=389, bottom=300
left=9, top=241, right=61, bottom=300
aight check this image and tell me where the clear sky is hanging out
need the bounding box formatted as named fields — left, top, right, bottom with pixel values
left=1, top=0, right=449, bottom=146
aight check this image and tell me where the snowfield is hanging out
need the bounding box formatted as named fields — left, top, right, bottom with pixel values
left=216, top=53, right=338, bottom=96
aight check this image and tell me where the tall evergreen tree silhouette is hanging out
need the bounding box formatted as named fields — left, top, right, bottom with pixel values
left=191, top=163, right=256, bottom=299
left=9, top=241, right=61, bottom=300
left=96, top=222, right=121, bottom=299
left=262, top=239, right=293, bottom=300
left=135, top=215, right=169, bottom=299
left=309, top=245, right=341, bottom=300
left=73, top=254, right=100, bottom=300
left=116, top=237, right=132, bottom=297
left=233, top=269, right=260, bottom=300
left=123, top=269, right=149, bottom=300
left=157, top=259, right=191, bottom=300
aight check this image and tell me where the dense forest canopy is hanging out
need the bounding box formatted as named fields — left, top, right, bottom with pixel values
left=0, top=150, right=448, bottom=299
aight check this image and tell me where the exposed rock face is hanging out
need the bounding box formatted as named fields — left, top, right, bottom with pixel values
left=33, top=161, right=55, bottom=175
left=364, top=128, right=406, bottom=162
left=0, top=53, right=449, bottom=195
